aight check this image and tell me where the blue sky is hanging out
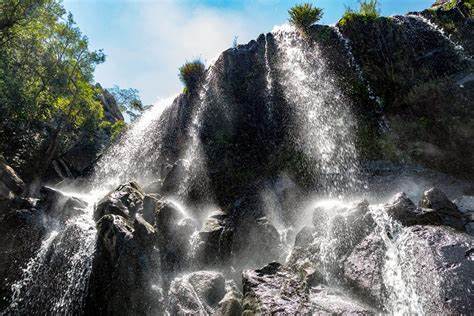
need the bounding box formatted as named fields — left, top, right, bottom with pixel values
left=63, top=0, right=434, bottom=106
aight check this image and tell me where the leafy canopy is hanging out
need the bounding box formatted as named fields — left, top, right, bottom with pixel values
left=288, top=3, right=324, bottom=32
left=109, top=85, right=149, bottom=122
left=0, top=0, right=109, bottom=179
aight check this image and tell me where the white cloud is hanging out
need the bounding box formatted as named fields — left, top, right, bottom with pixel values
left=131, top=1, right=272, bottom=108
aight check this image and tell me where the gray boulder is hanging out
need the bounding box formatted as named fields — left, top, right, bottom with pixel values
left=168, top=271, right=227, bottom=315
left=309, top=286, right=375, bottom=315
left=242, top=262, right=374, bottom=315
left=385, top=192, right=444, bottom=227
left=392, top=225, right=474, bottom=314
left=343, top=233, right=387, bottom=307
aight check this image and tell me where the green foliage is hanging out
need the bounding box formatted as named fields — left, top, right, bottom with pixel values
left=109, top=85, right=148, bottom=122
left=288, top=3, right=324, bottom=32
left=110, top=120, right=127, bottom=140
left=0, top=0, right=112, bottom=180
left=339, top=0, right=380, bottom=26
left=179, top=60, right=205, bottom=93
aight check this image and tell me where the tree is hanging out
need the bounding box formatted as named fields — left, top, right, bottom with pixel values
left=288, top=3, right=324, bottom=32
left=108, top=85, right=147, bottom=122
left=0, top=0, right=109, bottom=185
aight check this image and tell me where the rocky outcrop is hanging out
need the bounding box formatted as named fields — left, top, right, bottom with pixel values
left=94, top=181, right=144, bottom=221
left=385, top=188, right=468, bottom=231
left=168, top=271, right=238, bottom=315
left=0, top=159, right=25, bottom=202
left=397, top=225, right=474, bottom=314
left=338, top=0, right=474, bottom=177
left=242, top=262, right=374, bottom=314
left=85, top=182, right=164, bottom=315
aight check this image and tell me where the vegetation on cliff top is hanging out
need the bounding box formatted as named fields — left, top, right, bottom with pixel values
left=288, top=3, right=324, bottom=32
left=339, top=0, right=380, bottom=26
left=179, top=60, right=206, bottom=94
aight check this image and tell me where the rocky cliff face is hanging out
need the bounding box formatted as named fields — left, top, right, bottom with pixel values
left=1, top=1, right=473, bottom=315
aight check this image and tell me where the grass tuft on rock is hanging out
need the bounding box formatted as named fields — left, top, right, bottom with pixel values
left=339, top=0, right=380, bottom=26
left=179, top=60, right=206, bottom=94
left=288, top=3, right=324, bottom=33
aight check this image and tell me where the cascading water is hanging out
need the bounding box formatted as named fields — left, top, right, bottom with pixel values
left=272, top=24, right=362, bottom=196
left=176, top=70, right=215, bottom=198
left=395, top=14, right=471, bottom=61
left=6, top=97, right=177, bottom=313
left=6, top=190, right=101, bottom=314
left=369, top=200, right=428, bottom=314
left=92, top=95, right=177, bottom=190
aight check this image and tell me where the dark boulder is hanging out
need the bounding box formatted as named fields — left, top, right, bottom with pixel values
left=93, top=181, right=144, bottom=221
left=242, top=262, right=373, bottom=315
left=38, top=186, right=88, bottom=222
left=0, top=208, right=46, bottom=310
left=191, top=210, right=233, bottom=267
left=242, top=262, right=311, bottom=314
left=419, top=187, right=466, bottom=229
left=385, top=190, right=467, bottom=230
left=85, top=214, right=163, bottom=315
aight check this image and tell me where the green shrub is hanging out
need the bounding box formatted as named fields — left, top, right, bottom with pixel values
left=359, top=0, right=380, bottom=18
left=339, top=0, right=380, bottom=26
left=178, top=60, right=206, bottom=93
left=288, top=3, right=324, bottom=32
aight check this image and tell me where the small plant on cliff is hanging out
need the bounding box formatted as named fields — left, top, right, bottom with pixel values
left=179, top=60, right=206, bottom=94
left=340, top=0, right=380, bottom=26
left=288, top=3, right=324, bottom=32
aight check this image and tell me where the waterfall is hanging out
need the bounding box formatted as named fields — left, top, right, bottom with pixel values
left=370, top=201, right=426, bottom=314
left=272, top=24, right=362, bottom=196
left=264, top=34, right=275, bottom=120
left=6, top=191, right=100, bottom=314
left=398, top=14, right=471, bottom=61
left=6, top=97, right=177, bottom=313
left=91, top=95, right=177, bottom=190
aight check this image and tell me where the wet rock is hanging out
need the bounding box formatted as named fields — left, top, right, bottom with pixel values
left=454, top=195, right=474, bottom=213
left=294, top=226, right=315, bottom=248
left=343, top=233, right=387, bottom=307
left=215, top=280, right=243, bottom=316
left=0, top=207, right=46, bottom=310
left=93, top=181, right=144, bottom=221
left=242, top=261, right=373, bottom=315
left=419, top=187, right=466, bottom=230
left=386, top=190, right=466, bottom=230
left=310, top=285, right=375, bottom=315
left=143, top=180, right=163, bottom=194
left=242, top=262, right=311, bottom=314
left=0, top=160, right=24, bottom=199
left=231, top=216, right=284, bottom=268
left=395, top=225, right=474, bottom=314
left=85, top=213, right=163, bottom=315
left=192, top=211, right=232, bottom=267
left=152, top=200, right=197, bottom=273
left=141, top=194, right=161, bottom=224
left=385, top=192, right=444, bottom=227
left=38, top=186, right=87, bottom=222
left=168, top=271, right=227, bottom=315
